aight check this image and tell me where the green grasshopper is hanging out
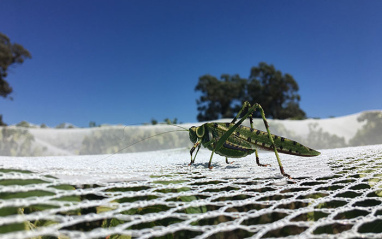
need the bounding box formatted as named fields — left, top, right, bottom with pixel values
left=187, top=101, right=320, bottom=178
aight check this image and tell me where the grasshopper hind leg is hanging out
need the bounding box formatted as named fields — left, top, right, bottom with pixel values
left=233, top=101, right=290, bottom=178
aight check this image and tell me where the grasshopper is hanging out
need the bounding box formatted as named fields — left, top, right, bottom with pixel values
left=188, top=101, right=320, bottom=178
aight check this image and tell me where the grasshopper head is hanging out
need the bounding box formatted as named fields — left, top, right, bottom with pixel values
left=189, top=126, right=197, bottom=143
left=189, top=125, right=205, bottom=143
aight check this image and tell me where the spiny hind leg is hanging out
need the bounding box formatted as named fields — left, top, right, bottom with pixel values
left=253, top=103, right=291, bottom=178
left=255, top=149, right=270, bottom=167
left=226, top=101, right=290, bottom=178
left=231, top=101, right=252, bottom=124
left=231, top=101, right=256, bottom=134
left=238, top=104, right=270, bottom=168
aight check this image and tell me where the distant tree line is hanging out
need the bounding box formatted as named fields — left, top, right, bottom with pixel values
left=195, top=62, right=306, bottom=121
left=150, top=118, right=179, bottom=125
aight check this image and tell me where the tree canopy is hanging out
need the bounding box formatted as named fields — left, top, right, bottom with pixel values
left=195, top=62, right=306, bottom=121
left=195, top=74, right=247, bottom=121
left=0, top=32, right=31, bottom=99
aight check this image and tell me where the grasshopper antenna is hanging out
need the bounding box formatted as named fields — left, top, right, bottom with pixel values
left=94, top=127, right=189, bottom=163
left=164, top=123, right=189, bottom=131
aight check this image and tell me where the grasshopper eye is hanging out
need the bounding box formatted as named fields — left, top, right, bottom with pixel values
left=196, top=125, right=205, bottom=138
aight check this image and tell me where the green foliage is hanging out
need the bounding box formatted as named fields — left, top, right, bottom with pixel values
left=195, top=74, right=247, bottom=121
left=164, top=118, right=178, bottom=125
left=55, top=123, right=66, bottom=129
left=0, top=32, right=31, bottom=99
left=248, top=62, right=305, bottom=119
left=195, top=62, right=306, bottom=121
left=55, top=123, right=75, bottom=129
left=89, top=121, right=97, bottom=128
left=151, top=118, right=158, bottom=125
left=349, top=111, right=382, bottom=146
left=16, top=120, right=30, bottom=128
left=0, top=33, right=31, bottom=127
left=150, top=118, right=178, bottom=125
left=0, top=114, right=6, bottom=126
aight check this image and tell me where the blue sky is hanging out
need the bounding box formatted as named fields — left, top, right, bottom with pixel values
left=1, top=0, right=381, bottom=127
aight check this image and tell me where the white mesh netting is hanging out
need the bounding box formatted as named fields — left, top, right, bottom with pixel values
left=0, top=144, right=382, bottom=238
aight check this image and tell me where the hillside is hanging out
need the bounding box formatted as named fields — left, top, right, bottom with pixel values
left=0, top=110, right=381, bottom=157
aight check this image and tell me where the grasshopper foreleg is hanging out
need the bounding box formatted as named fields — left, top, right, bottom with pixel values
left=189, top=140, right=201, bottom=165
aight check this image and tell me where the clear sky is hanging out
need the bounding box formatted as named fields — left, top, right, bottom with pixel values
left=1, top=0, right=381, bottom=127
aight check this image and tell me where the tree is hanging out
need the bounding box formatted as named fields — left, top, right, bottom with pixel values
left=151, top=118, right=158, bottom=125
left=164, top=118, right=178, bottom=125
left=349, top=111, right=382, bottom=146
left=89, top=121, right=97, bottom=128
left=195, top=63, right=306, bottom=121
left=195, top=74, right=247, bottom=121
left=16, top=120, right=31, bottom=127
left=0, top=33, right=31, bottom=99
left=248, top=62, right=305, bottom=119
left=0, top=115, right=6, bottom=126
left=0, top=33, right=31, bottom=125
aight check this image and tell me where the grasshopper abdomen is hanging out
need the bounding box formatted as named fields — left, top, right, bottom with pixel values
left=205, top=123, right=319, bottom=158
